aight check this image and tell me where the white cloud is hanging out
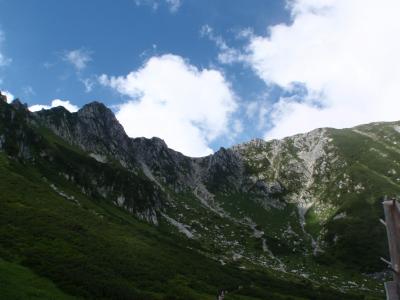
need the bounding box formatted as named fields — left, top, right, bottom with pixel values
left=244, top=0, right=400, bottom=140
left=165, top=0, right=181, bottom=12
left=135, top=0, right=181, bottom=12
left=63, top=49, right=92, bottom=71
left=29, top=99, right=79, bottom=113
left=99, top=54, right=237, bottom=157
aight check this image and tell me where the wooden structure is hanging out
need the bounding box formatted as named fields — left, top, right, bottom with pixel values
left=382, top=198, right=400, bottom=300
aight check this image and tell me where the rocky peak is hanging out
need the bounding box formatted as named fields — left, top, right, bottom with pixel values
left=210, top=147, right=241, bottom=167
left=78, top=101, right=113, bottom=119
left=76, top=101, right=127, bottom=139
left=11, top=99, right=28, bottom=111
left=200, top=147, right=244, bottom=192
left=33, top=101, right=131, bottom=161
left=131, top=136, right=197, bottom=191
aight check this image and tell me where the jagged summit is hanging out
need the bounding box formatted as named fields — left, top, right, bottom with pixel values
left=80, top=100, right=107, bottom=109
left=78, top=101, right=114, bottom=118
left=11, top=99, right=28, bottom=110
left=77, top=101, right=128, bottom=143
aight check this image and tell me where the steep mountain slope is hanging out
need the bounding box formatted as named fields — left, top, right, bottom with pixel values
left=0, top=98, right=392, bottom=299
left=232, top=126, right=396, bottom=272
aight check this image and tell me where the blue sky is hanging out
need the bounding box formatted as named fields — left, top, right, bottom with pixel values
left=1, top=0, right=399, bottom=156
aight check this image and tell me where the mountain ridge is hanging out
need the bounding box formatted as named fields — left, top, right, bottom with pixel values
left=0, top=98, right=394, bottom=299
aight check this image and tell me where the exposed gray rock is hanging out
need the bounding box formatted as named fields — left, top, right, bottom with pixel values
left=30, top=102, right=301, bottom=222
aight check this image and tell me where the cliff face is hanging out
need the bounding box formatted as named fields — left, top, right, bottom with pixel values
left=0, top=99, right=396, bottom=290
left=33, top=101, right=249, bottom=205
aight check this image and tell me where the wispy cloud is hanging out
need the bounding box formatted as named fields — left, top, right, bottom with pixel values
left=0, top=29, right=11, bottom=69
left=63, top=49, right=92, bottom=71
left=134, top=0, right=182, bottom=13
left=165, top=0, right=181, bottom=12
left=0, top=29, right=13, bottom=101
left=200, top=25, right=244, bottom=64
left=22, top=86, right=35, bottom=97
left=80, top=77, right=96, bottom=93
left=62, top=49, right=95, bottom=92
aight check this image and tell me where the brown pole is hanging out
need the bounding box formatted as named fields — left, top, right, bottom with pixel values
left=383, top=198, right=400, bottom=300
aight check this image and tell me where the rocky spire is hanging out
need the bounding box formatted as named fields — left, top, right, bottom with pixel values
left=76, top=101, right=130, bottom=151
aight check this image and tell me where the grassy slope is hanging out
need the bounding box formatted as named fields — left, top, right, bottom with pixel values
left=312, top=127, right=400, bottom=272
left=0, top=258, right=77, bottom=300
left=0, top=150, right=368, bottom=299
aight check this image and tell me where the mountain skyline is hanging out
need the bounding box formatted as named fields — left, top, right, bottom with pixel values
left=1, top=0, right=400, bottom=157
left=0, top=96, right=395, bottom=298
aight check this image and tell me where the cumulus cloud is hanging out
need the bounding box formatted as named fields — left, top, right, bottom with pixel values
left=29, top=99, right=79, bottom=112
left=135, top=0, right=181, bottom=12
left=244, top=0, right=400, bottom=140
left=99, top=54, right=237, bottom=157
left=63, top=49, right=92, bottom=71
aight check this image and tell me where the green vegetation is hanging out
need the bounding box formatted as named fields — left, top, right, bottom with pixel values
left=313, top=127, right=400, bottom=272
left=0, top=258, right=77, bottom=300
